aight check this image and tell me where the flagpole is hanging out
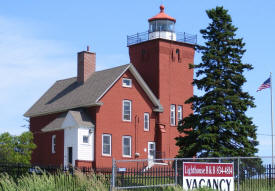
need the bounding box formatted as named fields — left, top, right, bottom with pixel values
left=271, top=72, right=274, bottom=166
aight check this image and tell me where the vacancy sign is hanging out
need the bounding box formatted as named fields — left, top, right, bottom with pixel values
left=183, top=162, right=234, bottom=191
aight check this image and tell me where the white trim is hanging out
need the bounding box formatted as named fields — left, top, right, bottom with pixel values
left=96, top=65, right=130, bottom=103
left=25, top=63, right=165, bottom=118
left=122, top=136, right=132, bottom=158
left=177, top=105, right=183, bottom=123
left=52, top=135, right=56, bottom=154
left=102, top=134, right=111, bottom=156
left=144, top=113, right=150, bottom=131
left=122, top=100, right=132, bottom=122
left=95, top=64, right=163, bottom=112
left=170, top=104, right=176, bottom=126
left=122, top=78, right=132, bottom=88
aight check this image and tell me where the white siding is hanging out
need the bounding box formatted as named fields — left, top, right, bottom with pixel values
left=77, top=128, right=94, bottom=161
left=64, top=127, right=78, bottom=166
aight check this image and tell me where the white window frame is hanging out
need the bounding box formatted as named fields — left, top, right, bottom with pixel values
left=122, top=78, right=132, bottom=88
left=122, top=100, right=132, bottom=122
left=122, top=136, right=132, bottom=157
left=170, top=104, right=176, bottom=126
left=52, top=135, right=56, bottom=154
left=102, top=134, right=111, bottom=156
left=144, top=113, right=150, bottom=131
left=177, top=105, right=183, bottom=123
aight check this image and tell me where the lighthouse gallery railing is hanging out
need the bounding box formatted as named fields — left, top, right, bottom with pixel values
left=127, top=31, right=197, bottom=46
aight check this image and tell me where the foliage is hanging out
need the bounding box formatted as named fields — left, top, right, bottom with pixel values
left=0, top=169, right=108, bottom=191
left=0, top=132, right=36, bottom=164
left=176, top=6, right=258, bottom=158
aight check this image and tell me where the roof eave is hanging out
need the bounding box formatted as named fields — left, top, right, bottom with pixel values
left=24, top=102, right=103, bottom=118
left=128, top=64, right=163, bottom=112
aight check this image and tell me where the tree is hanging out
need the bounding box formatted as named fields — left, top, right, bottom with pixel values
left=0, top=132, right=36, bottom=164
left=176, top=6, right=258, bottom=158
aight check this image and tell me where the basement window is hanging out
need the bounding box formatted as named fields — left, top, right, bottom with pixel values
left=122, top=78, right=132, bottom=88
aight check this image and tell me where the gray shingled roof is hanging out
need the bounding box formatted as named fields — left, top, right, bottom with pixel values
left=42, top=109, right=94, bottom=132
left=25, top=64, right=130, bottom=117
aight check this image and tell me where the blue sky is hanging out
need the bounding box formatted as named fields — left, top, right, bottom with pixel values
left=0, top=0, right=274, bottom=159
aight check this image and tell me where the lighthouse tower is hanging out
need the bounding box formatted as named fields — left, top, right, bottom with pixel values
left=128, top=5, right=196, bottom=159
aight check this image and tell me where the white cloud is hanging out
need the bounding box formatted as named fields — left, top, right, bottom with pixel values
left=0, top=16, right=129, bottom=135
left=0, top=16, right=75, bottom=135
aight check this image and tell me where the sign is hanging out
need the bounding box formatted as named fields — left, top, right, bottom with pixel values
left=182, top=162, right=234, bottom=191
left=118, top=168, right=126, bottom=172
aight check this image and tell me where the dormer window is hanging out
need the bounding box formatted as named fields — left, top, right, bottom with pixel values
left=122, top=78, right=132, bottom=88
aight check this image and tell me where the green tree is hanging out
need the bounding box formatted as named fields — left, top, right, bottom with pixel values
left=176, top=6, right=258, bottom=158
left=0, top=132, right=36, bottom=164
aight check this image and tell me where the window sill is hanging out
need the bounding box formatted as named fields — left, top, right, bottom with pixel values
left=122, top=155, right=132, bottom=158
left=122, top=120, right=132, bottom=123
left=102, top=154, right=112, bottom=158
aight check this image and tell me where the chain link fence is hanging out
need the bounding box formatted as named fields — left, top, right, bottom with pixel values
left=111, top=156, right=275, bottom=191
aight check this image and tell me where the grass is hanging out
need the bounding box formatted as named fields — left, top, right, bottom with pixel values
left=0, top=170, right=108, bottom=191
left=1, top=170, right=275, bottom=191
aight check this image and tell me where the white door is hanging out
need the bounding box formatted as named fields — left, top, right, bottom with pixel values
left=148, top=142, right=156, bottom=162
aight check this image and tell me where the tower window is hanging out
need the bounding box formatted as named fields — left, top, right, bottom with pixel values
left=178, top=105, right=183, bottom=123
left=170, top=104, right=176, bottom=126
left=176, top=49, right=181, bottom=62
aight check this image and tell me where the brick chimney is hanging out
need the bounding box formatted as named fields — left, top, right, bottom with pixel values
left=77, top=46, right=96, bottom=83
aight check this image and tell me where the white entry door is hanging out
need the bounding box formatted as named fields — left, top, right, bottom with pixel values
left=148, top=142, right=156, bottom=162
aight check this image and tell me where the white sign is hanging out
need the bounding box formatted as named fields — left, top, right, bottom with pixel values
left=183, top=162, right=234, bottom=191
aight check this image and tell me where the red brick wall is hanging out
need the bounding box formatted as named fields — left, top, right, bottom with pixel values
left=129, top=39, right=195, bottom=159
left=75, top=160, right=93, bottom=168
left=94, top=70, right=157, bottom=168
left=30, top=113, right=64, bottom=166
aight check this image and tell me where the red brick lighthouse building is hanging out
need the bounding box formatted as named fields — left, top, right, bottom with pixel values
left=25, top=5, right=196, bottom=168
left=128, top=5, right=196, bottom=160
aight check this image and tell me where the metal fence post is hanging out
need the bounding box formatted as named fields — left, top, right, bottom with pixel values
left=237, top=157, right=240, bottom=191
left=269, top=164, right=272, bottom=189
left=111, top=158, right=116, bottom=191
left=175, top=159, right=178, bottom=186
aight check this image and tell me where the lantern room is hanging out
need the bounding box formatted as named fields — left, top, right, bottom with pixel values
left=148, top=5, right=176, bottom=41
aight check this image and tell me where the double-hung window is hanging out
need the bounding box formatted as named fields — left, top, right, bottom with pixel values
left=170, top=104, right=176, bottom=126
left=123, top=100, right=132, bottom=121
left=102, top=134, right=111, bottom=156
left=122, top=136, right=131, bottom=157
left=178, top=105, right=183, bottom=123
left=52, top=135, right=56, bottom=154
left=144, top=113, right=150, bottom=131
